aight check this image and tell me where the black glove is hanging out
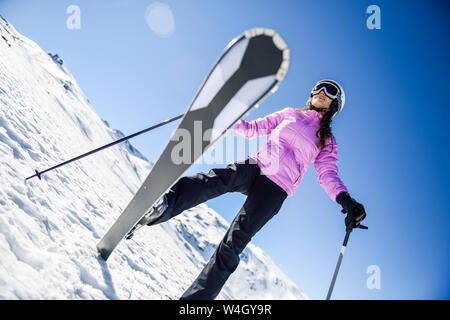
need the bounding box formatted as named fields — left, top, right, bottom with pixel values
left=336, top=192, right=366, bottom=230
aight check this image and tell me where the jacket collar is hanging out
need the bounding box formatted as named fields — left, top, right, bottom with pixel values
left=303, top=108, right=323, bottom=120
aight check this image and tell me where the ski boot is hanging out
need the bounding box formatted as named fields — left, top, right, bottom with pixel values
left=125, top=194, right=169, bottom=240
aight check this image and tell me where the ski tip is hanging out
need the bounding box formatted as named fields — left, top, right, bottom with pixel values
left=243, top=27, right=288, bottom=50
left=243, top=27, right=290, bottom=83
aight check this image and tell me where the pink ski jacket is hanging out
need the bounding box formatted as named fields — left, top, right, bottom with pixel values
left=232, top=107, right=348, bottom=201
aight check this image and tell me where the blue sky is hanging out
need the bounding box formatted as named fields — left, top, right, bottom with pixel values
left=1, top=0, right=449, bottom=299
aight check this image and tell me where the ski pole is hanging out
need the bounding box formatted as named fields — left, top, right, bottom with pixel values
left=326, top=223, right=368, bottom=300
left=25, top=114, right=183, bottom=181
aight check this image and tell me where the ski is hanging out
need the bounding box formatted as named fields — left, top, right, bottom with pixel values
left=96, top=27, right=290, bottom=261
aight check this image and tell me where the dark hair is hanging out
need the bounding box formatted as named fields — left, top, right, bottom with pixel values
left=300, top=98, right=338, bottom=149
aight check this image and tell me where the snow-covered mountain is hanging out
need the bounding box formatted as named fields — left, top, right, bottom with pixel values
left=0, top=15, right=308, bottom=300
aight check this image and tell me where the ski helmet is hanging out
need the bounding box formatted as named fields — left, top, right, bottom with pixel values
left=309, top=79, right=345, bottom=117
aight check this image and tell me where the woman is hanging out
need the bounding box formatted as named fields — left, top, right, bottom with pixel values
left=128, top=79, right=366, bottom=300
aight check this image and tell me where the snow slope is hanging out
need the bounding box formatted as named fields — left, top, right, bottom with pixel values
left=0, top=15, right=308, bottom=300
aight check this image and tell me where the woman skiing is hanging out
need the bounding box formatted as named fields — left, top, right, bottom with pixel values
left=127, top=79, right=366, bottom=300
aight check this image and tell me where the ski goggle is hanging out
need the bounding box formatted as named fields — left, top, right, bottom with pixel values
left=311, top=82, right=340, bottom=100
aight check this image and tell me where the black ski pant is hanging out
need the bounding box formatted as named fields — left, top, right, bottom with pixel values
left=149, top=157, right=288, bottom=300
